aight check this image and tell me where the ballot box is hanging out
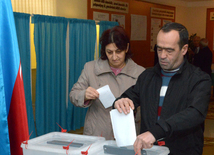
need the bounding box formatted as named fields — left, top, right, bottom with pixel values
left=94, top=140, right=170, bottom=155
left=21, top=132, right=170, bottom=155
left=21, top=132, right=105, bottom=155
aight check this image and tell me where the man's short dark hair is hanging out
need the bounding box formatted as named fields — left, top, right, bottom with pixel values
left=99, top=26, right=132, bottom=61
left=160, top=22, right=189, bottom=50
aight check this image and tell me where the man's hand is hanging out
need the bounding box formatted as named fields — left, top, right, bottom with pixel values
left=84, top=87, right=99, bottom=101
left=134, top=131, right=156, bottom=155
left=114, top=98, right=134, bottom=114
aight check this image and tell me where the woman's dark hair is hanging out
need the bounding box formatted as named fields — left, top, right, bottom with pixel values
left=100, top=26, right=132, bottom=60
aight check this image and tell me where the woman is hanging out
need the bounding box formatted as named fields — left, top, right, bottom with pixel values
left=69, top=26, right=145, bottom=140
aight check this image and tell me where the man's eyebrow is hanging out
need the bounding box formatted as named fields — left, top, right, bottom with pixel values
left=156, top=45, right=174, bottom=50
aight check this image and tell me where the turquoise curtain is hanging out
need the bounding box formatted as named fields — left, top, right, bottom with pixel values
left=13, top=12, right=36, bottom=138
left=67, top=19, right=96, bottom=131
left=98, top=21, right=119, bottom=53
left=33, top=15, right=67, bottom=136
left=99, top=21, right=119, bottom=38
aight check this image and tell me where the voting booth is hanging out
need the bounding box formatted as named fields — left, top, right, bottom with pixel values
left=21, top=132, right=170, bottom=155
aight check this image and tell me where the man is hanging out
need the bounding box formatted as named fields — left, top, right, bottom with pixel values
left=193, top=38, right=213, bottom=77
left=192, top=35, right=201, bottom=54
left=187, top=35, right=201, bottom=64
left=113, top=22, right=211, bottom=155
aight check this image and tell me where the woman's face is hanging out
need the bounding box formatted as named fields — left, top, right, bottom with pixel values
left=105, top=43, right=128, bottom=68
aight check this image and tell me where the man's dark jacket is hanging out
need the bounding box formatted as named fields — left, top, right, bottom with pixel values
left=193, top=46, right=213, bottom=77
left=114, top=59, right=211, bottom=155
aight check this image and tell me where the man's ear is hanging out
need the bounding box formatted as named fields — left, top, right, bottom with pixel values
left=182, top=44, right=188, bottom=56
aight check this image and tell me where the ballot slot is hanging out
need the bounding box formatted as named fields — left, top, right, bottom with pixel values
left=47, top=140, right=83, bottom=147
left=100, top=141, right=170, bottom=155
left=103, top=145, right=147, bottom=155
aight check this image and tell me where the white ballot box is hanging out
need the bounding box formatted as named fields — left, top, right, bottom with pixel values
left=21, top=132, right=105, bottom=155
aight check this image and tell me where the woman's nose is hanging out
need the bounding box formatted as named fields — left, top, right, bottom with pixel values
left=112, top=52, right=117, bottom=60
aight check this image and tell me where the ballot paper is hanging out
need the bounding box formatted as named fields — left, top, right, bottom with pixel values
left=97, top=85, right=116, bottom=108
left=110, top=108, right=137, bottom=147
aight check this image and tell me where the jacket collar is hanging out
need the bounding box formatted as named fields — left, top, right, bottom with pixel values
left=154, top=58, right=188, bottom=75
left=94, top=58, right=140, bottom=79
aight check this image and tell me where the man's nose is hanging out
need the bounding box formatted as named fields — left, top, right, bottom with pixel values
left=159, top=50, right=167, bottom=59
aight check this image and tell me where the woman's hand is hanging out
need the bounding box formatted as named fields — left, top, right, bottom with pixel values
left=84, top=87, right=99, bottom=101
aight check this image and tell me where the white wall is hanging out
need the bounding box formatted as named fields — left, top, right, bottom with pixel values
left=184, top=7, right=207, bottom=38
left=176, top=6, right=207, bottom=38
left=56, top=0, right=87, bottom=19
left=11, top=0, right=88, bottom=19
left=11, top=0, right=214, bottom=38
left=175, top=6, right=189, bottom=30
left=141, top=0, right=214, bottom=38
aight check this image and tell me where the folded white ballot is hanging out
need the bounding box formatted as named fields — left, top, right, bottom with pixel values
left=110, top=108, right=137, bottom=147
left=97, top=85, right=116, bottom=108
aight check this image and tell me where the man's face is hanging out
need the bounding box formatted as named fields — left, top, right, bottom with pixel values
left=193, top=36, right=200, bottom=47
left=157, top=30, right=188, bottom=71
